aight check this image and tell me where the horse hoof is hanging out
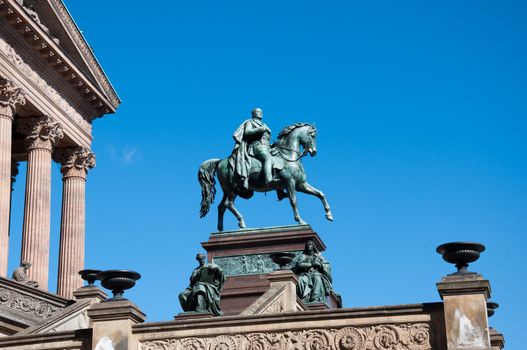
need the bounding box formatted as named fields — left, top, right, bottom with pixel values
left=298, top=219, right=307, bottom=225
left=326, top=213, right=334, bottom=221
left=239, top=221, right=246, bottom=229
left=217, top=225, right=224, bottom=232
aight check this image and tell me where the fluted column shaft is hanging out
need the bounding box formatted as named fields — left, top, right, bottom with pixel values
left=0, top=115, right=13, bottom=277
left=0, top=79, right=25, bottom=277
left=56, top=147, right=95, bottom=298
left=17, top=116, right=63, bottom=289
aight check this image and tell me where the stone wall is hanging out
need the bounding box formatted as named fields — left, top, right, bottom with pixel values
left=135, top=304, right=445, bottom=350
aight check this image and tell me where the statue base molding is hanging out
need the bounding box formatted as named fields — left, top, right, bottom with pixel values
left=201, top=224, right=339, bottom=315
left=174, top=311, right=214, bottom=321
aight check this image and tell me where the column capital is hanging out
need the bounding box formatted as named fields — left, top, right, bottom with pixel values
left=16, top=116, right=64, bottom=151
left=0, top=78, right=26, bottom=120
left=54, top=147, right=95, bottom=179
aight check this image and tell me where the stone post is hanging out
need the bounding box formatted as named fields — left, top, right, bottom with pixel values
left=55, top=147, right=95, bottom=299
left=0, top=78, right=25, bottom=277
left=88, top=300, right=146, bottom=350
left=437, top=274, right=492, bottom=350
left=16, top=116, right=63, bottom=290
left=267, top=269, right=299, bottom=312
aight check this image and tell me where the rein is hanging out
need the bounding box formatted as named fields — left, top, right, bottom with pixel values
left=276, top=144, right=308, bottom=162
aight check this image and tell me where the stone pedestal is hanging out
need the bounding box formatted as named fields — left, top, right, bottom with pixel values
left=437, top=273, right=492, bottom=350
left=201, top=224, right=339, bottom=315
left=73, top=286, right=107, bottom=303
left=88, top=300, right=146, bottom=350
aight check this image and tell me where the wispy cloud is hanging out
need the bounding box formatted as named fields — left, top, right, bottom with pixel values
left=122, top=147, right=138, bottom=164
left=106, top=144, right=141, bottom=164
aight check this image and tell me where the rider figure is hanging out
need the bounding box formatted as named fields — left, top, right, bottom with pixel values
left=232, top=108, right=274, bottom=190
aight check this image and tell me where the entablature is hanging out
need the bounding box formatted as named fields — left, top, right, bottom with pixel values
left=0, top=0, right=119, bottom=120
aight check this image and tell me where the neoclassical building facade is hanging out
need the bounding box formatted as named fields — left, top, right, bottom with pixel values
left=0, top=0, right=119, bottom=298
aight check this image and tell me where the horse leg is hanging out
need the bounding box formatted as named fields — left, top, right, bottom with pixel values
left=297, top=182, right=333, bottom=221
left=286, top=180, right=306, bottom=225
left=227, top=193, right=246, bottom=229
left=217, top=193, right=228, bottom=231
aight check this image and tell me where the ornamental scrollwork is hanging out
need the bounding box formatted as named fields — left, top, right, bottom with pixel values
left=54, top=146, right=96, bottom=178
left=0, top=288, right=63, bottom=319
left=16, top=115, right=64, bottom=150
left=0, top=78, right=25, bottom=118
left=140, top=323, right=432, bottom=350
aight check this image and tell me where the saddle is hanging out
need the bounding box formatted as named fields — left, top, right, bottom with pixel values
left=248, top=149, right=285, bottom=176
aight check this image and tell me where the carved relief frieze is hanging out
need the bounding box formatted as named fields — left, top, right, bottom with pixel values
left=16, top=115, right=63, bottom=150
left=0, top=287, right=63, bottom=319
left=213, top=252, right=301, bottom=276
left=0, top=36, right=92, bottom=134
left=140, top=323, right=432, bottom=350
left=0, top=77, right=26, bottom=119
left=54, top=146, right=95, bottom=178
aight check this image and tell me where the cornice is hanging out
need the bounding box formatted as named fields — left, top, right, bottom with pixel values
left=47, top=0, right=120, bottom=108
left=0, top=0, right=118, bottom=119
left=0, top=35, right=93, bottom=135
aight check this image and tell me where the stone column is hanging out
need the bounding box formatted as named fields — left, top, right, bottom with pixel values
left=16, top=116, right=63, bottom=290
left=55, top=147, right=95, bottom=299
left=437, top=274, right=492, bottom=350
left=0, top=79, right=25, bottom=277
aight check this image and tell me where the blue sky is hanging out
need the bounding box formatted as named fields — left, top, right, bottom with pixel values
left=7, top=1, right=527, bottom=348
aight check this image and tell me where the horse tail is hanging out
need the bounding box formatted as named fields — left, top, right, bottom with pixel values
left=198, top=158, right=221, bottom=218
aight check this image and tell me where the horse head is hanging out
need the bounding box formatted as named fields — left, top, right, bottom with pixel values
left=277, top=122, right=318, bottom=157
left=302, top=124, right=318, bottom=156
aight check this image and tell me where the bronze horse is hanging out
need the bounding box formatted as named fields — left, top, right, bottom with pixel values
left=198, top=123, right=333, bottom=231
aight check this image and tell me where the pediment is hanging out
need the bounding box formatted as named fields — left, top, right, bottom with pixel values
left=10, top=0, right=120, bottom=113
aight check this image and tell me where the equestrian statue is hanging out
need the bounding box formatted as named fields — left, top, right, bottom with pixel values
left=198, top=108, right=333, bottom=231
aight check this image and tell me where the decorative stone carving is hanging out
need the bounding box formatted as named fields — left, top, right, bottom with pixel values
left=177, top=338, right=206, bottom=350
left=213, top=251, right=301, bottom=276
left=241, top=333, right=270, bottom=350
left=54, top=147, right=95, bottom=179
left=0, top=78, right=26, bottom=119
left=11, top=261, right=38, bottom=287
left=209, top=336, right=237, bottom=350
left=0, top=287, right=63, bottom=319
left=17, top=115, right=63, bottom=151
left=140, top=323, right=432, bottom=350
left=335, top=327, right=365, bottom=349
left=0, top=37, right=92, bottom=133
